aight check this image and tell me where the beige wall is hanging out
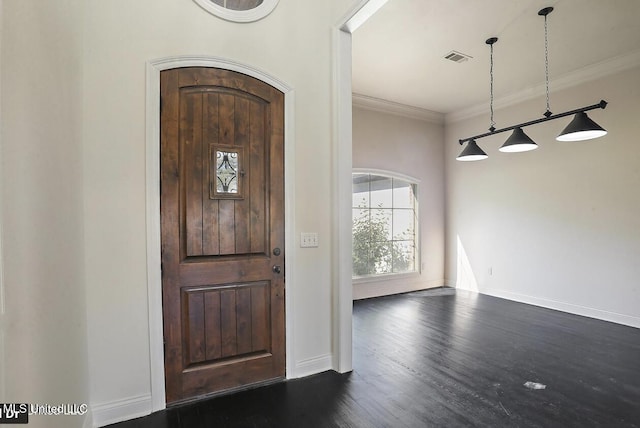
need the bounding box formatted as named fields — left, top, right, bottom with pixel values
left=445, top=66, right=640, bottom=327
left=0, top=1, right=90, bottom=427
left=352, top=106, right=445, bottom=299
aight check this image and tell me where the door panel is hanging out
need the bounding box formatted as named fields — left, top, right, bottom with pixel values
left=182, top=283, right=270, bottom=364
left=161, top=67, right=285, bottom=404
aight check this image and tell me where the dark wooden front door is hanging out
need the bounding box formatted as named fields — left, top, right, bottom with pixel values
left=160, top=67, right=285, bottom=404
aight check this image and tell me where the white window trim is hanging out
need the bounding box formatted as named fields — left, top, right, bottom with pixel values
left=353, top=168, right=421, bottom=185
left=193, top=0, right=279, bottom=23
left=352, top=168, right=420, bottom=280
left=353, top=271, right=420, bottom=285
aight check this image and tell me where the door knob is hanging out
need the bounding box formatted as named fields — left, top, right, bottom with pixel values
left=272, top=265, right=282, bottom=274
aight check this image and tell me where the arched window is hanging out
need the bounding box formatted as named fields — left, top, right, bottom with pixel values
left=352, top=171, right=418, bottom=278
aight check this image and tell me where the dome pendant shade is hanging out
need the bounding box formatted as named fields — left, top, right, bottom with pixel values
left=457, top=140, right=488, bottom=161
left=499, top=127, right=538, bottom=153
left=557, top=111, right=607, bottom=141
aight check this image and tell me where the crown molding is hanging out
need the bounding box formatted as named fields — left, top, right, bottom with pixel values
left=446, top=49, right=640, bottom=124
left=352, top=93, right=444, bottom=124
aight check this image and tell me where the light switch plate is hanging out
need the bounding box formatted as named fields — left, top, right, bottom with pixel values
left=300, top=232, right=318, bottom=248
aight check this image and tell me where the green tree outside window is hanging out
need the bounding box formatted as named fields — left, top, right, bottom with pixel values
left=352, top=173, right=417, bottom=278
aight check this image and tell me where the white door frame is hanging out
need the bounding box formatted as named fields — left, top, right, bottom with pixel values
left=145, top=56, right=295, bottom=411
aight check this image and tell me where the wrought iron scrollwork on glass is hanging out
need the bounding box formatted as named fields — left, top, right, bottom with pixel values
left=210, top=145, right=244, bottom=199
left=216, top=150, right=239, bottom=193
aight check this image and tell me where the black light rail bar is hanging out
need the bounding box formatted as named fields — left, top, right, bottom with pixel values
left=458, top=99, right=608, bottom=145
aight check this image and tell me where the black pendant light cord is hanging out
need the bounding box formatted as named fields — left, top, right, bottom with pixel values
left=541, top=6, right=553, bottom=117
left=487, top=37, right=498, bottom=132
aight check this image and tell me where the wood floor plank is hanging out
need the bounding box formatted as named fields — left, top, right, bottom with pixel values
left=107, top=289, right=640, bottom=427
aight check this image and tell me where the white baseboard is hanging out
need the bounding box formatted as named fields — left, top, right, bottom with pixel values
left=293, top=354, right=333, bottom=379
left=91, top=355, right=332, bottom=427
left=91, top=394, right=152, bottom=427
left=353, top=277, right=445, bottom=300
left=481, top=288, right=640, bottom=329
left=82, top=411, right=93, bottom=428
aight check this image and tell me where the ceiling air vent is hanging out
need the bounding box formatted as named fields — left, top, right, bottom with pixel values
left=444, top=50, right=472, bottom=63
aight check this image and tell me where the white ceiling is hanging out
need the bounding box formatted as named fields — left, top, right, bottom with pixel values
left=352, top=0, right=640, bottom=115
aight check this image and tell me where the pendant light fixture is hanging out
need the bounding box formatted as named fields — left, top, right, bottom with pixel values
left=457, top=6, right=608, bottom=161
left=499, top=127, right=538, bottom=153
left=557, top=111, right=608, bottom=141
left=456, top=139, right=488, bottom=161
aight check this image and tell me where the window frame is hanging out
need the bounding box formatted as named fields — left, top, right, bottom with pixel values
left=193, top=0, right=279, bottom=23
left=352, top=168, right=420, bottom=282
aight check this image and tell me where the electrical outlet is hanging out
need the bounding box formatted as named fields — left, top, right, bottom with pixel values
left=300, top=232, right=318, bottom=248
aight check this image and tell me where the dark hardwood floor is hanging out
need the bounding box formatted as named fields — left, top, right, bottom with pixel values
left=108, top=289, right=640, bottom=427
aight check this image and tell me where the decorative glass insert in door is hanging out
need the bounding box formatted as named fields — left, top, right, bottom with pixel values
left=210, top=145, right=245, bottom=199
left=217, top=150, right=238, bottom=192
